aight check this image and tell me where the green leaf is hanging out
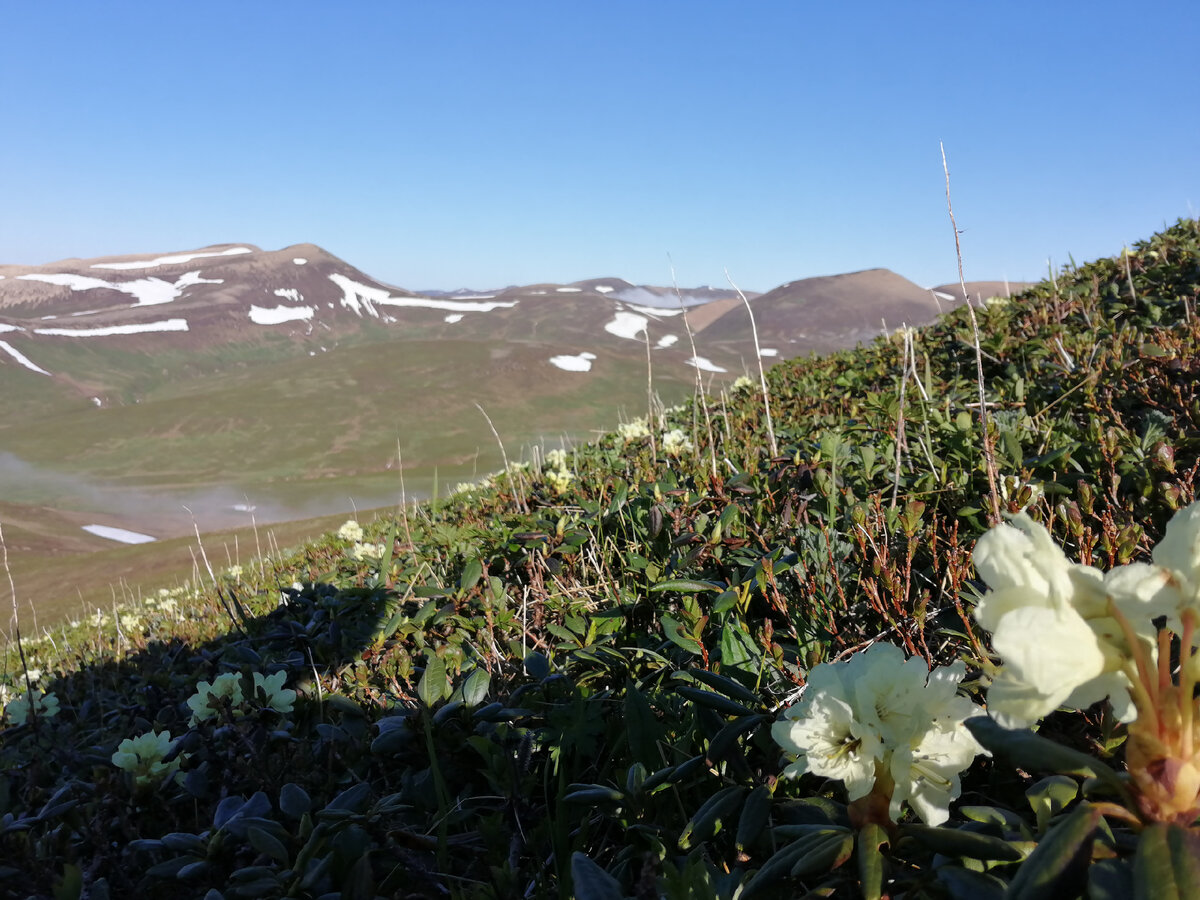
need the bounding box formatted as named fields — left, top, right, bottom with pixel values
left=1006, top=802, right=1102, bottom=900
left=624, top=680, right=662, bottom=768
left=705, top=714, right=768, bottom=764
left=459, top=559, right=484, bottom=592
left=1089, top=858, right=1134, bottom=900
left=460, top=668, right=491, bottom=707
left=650, top=579, right=725, bottom=593
left=679, top=785, right=747, bottom=849
left=1025, top=775, right=1079, bottom=834
left=740, top=828, right=851, bottom=898
left=661, top=615, right=704, bottom=655
left=278, top=783, right=312, bottom=819
left=570, top=851, right=623, bottom=900
left=719, top=621, right=761, bottom=676
left=901, top=823, right=1023, bottom=861
left=675, top=685, right=755, bottom=717
left=736, top=784, right=773, bottom=852
left=1133, top=824, right=1200, bottom=900
left=965, top=717, right=1127, bottom=799
left=246, top=825, right=289, bottom=865
left=417, top=654, right=448, bottom=707
left=681, top=667, right=762, bottom=706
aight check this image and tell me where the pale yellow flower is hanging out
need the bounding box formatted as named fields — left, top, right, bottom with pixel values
left=112, top=730, right=182, bottom=786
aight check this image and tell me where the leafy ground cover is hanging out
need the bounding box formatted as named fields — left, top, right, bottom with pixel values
left=1, top=219, right=1198, bottom=898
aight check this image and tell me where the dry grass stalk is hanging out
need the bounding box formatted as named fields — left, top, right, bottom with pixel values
left=726, top=268, right=778, bottom=458
left=940, top=142, right=1001, bottom=524
left=668, top=258, right=718, bottom=478
left=475, top=402, right=528, bottom=514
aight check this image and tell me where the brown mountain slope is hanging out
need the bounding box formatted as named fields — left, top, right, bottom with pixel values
left=699, top=268, right=945, bottom=352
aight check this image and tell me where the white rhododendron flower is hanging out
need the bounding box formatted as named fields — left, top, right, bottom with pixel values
left=252, top=671, right=297, bottom=715
left=661, top=429, right=694, bottom=457
left=1104, top=502, right=1200, bottom=637
left=773, top=643, right=982, bottom=825
left=4, top=688, right=60, bottom=724
left=617, top=419, right=650, bottom=442
left=187, top=672, right=246, bottom=724
left=336, top=520, right=364, bottom=542
left=972, top=513, right=1143, bottom=726
left=112, top=730, right=182, bottom=785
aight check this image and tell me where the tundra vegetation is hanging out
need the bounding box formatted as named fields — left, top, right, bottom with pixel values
left=1, top=219, right=1198, bottom=899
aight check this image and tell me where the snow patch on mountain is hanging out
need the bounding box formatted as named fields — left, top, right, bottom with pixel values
left=0, top=341, right=51, bottom=375
left=91, top=247, right=252, bottom=270
left=82, top=524, right=156, bottom=543
left=604, top=311, right=648, bottom=340
left=686, top=356, right=727, bottom=373
left=549, top=352, right=596, bottom=372
left=18, top=271, right=215, bottom=307
left=273, top=288, right=304, bottom=303
left=328, top=274, right=517, bottom=317
left=250, top=305, right=314, bottom=325
left=34, top=319, right=189, bottom=337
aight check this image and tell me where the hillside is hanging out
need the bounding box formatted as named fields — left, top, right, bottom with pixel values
left=0, top=245, right=1007, bottom=619
left=0, top=218, right=1196, bottom=897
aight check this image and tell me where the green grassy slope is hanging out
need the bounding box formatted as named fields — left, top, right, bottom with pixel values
left=0, top=219, right=1197, bottom=897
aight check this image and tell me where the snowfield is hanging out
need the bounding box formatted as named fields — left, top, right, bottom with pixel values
left=549, top=352, right=597, bottom=372
left=0, top=340, right=51, bottom=375
left=249, top=305, right=314, bottom=325
left=19, top=270, right=220, bottom=307
left=328, top=274, right=517, bottom=316
left=34, top=319, right=189, bottom=337
left=91, top=247, right=252, bottom=270
left=686, top=355, right=727, bottom=373
left=82, top=525, right=156, bottom=544
left=603, top=311, right=649, bottom=340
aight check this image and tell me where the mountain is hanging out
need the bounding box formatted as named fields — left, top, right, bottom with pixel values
left=700, top=268, right=947, bottom=352
left=0, top=242, right=1009, bottom=552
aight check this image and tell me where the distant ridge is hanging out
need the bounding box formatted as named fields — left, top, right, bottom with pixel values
left=701, top=268, right=943, bottom=351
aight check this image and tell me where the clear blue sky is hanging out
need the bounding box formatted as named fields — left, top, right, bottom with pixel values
left=3, top=1, right=1197, bottom=292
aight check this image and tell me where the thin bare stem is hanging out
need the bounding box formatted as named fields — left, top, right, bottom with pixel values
left=396, top=439, right=414, bottom=550
left=726, top=267, right=777, bottom=458
left=475, top=402, right=528, bottom=513
left=940, top=142, right=1001, bottom=524
left=890, top=330, right=909, bottom=510
left=183, top=506, right=218, bottom=591
left=1123, top=247, right=1138, bottom=306
left=0, top=523, right=36, bottom=715
left=669, top=256, right=718, bottom=479
left=642, top=325, right=657, bottom=458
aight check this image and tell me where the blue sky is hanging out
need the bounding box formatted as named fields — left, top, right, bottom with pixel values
left=3, top=2, right=1197, bottom=292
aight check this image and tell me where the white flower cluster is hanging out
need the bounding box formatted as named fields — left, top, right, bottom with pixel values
left=731, top=375, right=756, bottom=393
left=112, top=730, right=183, bottom=786
left=3, top=687, right=61, bottom=725
left=541, top=447, right=575, bottom=496
left=617, top=418, right=651, bottom=442
left=350, top=542, right=387, bottom=561
left=186, top=670, right=296, bottom=725
left=661, top=429, right=694, bottom=457
left=336, top=519, right=364, bottom=542
left=972, top=504, right=1200, bottom=728
left=772, top=643, right=983, bottom=825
